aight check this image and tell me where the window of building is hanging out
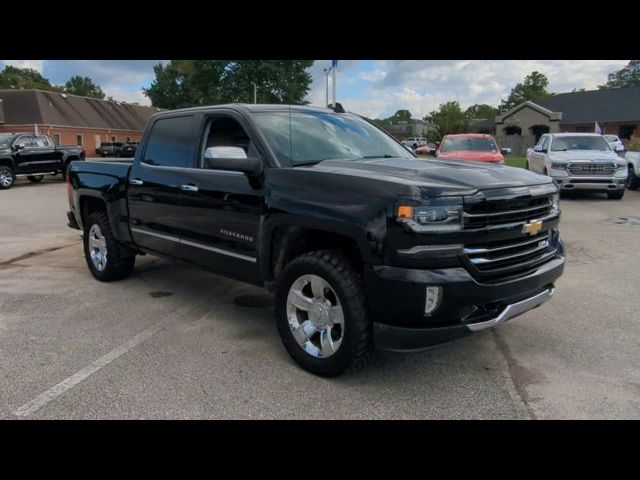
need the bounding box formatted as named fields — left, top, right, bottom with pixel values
left=53, top=134, right=61, bottom=146
left=575, top=126, right=592, bottom=133
left=143, top=115, right=195, bottom=168
left=76, top=135, right=84, bottom=146
left=126, top=136, right=131, bottom=142
left=111, top=136, right=116, bottom=142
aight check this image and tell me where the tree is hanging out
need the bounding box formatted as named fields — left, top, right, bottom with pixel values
left=143, top=60, right=314, bottom=109
left=599, top=60, right=640, bottom=89
left=500, top=71, right=552, bottom=111
left=465, top=103, right=499, bottom=119
left=0, top=65, right=61, bottom=91
left=64, top=75, right=105, bottom=99
left=424, top=101, right=470, bottom=143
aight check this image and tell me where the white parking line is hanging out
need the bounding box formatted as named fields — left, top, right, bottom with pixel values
left=13, top=305, right=211, bottom=418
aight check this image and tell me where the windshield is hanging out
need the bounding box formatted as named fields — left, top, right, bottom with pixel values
left=0, top=134, right=17, bottom=147
left=551, top=136, right=610, bottom=151
left=252, top=111, right=414, bottom=166
left=440, top=137, right=497, bottom=153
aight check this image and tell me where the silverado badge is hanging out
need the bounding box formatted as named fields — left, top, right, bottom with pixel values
left=522, top=219, right=543, bottom=236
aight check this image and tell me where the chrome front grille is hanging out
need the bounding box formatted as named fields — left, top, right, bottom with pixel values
left=567, top=163, right=615, bottom=176
left=464, top=231, right=557, bottom=278
left=463, top=195, right=553, bottom=229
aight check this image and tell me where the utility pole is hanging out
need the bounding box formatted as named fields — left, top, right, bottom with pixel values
left=253, top=83, right=257, bottom=104
left=331, top=60, right=338, bottom=108
left=323, top=68, right=331, bottom=107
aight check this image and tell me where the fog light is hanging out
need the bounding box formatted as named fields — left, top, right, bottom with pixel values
left=425, top=286, right=442, bottom=316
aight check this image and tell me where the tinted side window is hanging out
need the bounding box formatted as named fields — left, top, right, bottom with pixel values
left=540, top=136, right=549, bottom=150
left=143, top=115, right=195, bottom=168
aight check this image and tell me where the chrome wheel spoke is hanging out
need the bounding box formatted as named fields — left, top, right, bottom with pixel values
left=289, top=289, right=313, bottom=311
left=320, top=327, right=337, bottom=356
left=292, top=320, right=316, bottom=345
left=330, top=306, right=344, bottom=327
left=309, top=277, right=326, bottom=299
left=88, top=224, right=108, bottom=271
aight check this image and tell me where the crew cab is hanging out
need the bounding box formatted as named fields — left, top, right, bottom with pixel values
left=430, top=134, right=511, bottom=164
left=526, top=133, right=627, bottom=199
left=66, top=104, right=565, bottom=376
left=0, top=133, right=85, bottom=190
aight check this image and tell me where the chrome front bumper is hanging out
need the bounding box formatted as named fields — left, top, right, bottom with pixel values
left=466, top=287, right=554, bottom=331
left=553, top=175, right=627, bottom=190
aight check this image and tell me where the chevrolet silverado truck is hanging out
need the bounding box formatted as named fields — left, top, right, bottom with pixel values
left=0, top=133, right=85, bottom=189
left=526, top=133, right=627, bottom=199
left=66, top=104, right=565, bottom=376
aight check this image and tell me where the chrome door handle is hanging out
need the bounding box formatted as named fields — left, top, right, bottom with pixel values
left=130, top=178, right=144, bottom=185
left=180, top=184, right=199, bottom=192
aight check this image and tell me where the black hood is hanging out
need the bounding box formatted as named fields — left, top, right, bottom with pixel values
left=306, top=157, right=553, bottom=196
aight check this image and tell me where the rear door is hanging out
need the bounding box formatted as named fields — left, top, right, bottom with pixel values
left=127, top=114, right=199, bottom=258
left=176, top=112, right=265, bottom=282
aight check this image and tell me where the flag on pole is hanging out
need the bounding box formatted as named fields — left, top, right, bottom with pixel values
left=594, top=121, right=602, bottom=134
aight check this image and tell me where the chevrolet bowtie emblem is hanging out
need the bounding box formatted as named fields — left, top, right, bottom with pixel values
left=522, top=219, right=543, bottom=236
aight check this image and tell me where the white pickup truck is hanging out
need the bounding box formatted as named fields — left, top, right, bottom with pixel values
left=526, top=133, right=628, bottom=199
left=625, top=151, right=640, bottom=190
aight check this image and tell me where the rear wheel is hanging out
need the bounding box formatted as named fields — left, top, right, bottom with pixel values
left=27, top=175, right=44, bottom=183
left=0, top=165, right=16, bottom=190
left=275, top=250, right=371, bottom=376
left=628, top=165, right=639, bottom=190
left=607, top=189, right=625, bottom=200
left=83, top=211, right=135, bottom=281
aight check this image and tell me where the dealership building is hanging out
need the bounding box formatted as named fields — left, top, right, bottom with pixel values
left=0, top=89, right=161, bottom=156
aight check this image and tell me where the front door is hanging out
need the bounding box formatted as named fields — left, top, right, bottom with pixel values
left=127, top=113, right=199, bottom=258
left=176, top=113, right=264, bottom=283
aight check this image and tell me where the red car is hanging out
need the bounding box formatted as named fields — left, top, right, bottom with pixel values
left=423, top=134, right=510, bottom=164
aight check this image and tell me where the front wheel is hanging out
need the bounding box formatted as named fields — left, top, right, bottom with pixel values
left=27, top=175, right=44, bottom=183
left=0, top=165, right=16, bottom=189
left=275, top=250, right=371, bottom=376
left=607, top=189, right=625, bottom=200
left=83, top=211, right=135, bottom=281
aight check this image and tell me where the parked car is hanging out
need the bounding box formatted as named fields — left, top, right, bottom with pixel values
left=430, top=134, right=510, bottom=164
left=121, top=142, right=138, bottom=158
left=66, top=104, right=565, bottom=376
left=98, top=142, right=124, bottom=157
left=625, top=150, right=640, bottom=190
left=604, top=134, right=625, bottom=152
left=526, top=133, right=627, bottom=199
left=0, top=133, right=85, bottom=190
left=414, top=143, right=436, bottom=155
left=401, top=136, right=428, bottom=149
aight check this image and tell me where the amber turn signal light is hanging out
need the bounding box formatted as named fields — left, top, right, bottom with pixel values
left=397, top=205, right=414, bottom=219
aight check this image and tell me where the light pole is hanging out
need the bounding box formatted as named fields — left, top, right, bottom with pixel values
left=252, top=83, right=257, bottom=104
left=323, top=68, right=331, bottom=107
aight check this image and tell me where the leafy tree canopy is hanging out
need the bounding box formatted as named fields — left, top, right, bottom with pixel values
left=465, top=103, right=499, bottom=119
left=64, top=75, right=105, bottom=99
left=0, top=65, right=61, bottom=91
left=599, top=60, right=640, bottom=89
left=500, top=71, right=552, bottom=111
left=423, top=101, right=470, bottom=143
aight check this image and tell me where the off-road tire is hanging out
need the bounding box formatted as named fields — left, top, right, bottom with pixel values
left=0, top=165, right=16, bottom=190
left=83, top=211, right=135, bottom=281
left=275, top=250, right=372, bottom=376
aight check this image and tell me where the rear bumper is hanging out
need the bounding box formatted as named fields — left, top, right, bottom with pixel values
left=366, top=245, right=565, bottom=352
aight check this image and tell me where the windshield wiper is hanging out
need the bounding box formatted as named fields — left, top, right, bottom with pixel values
left=292, top=160, right=327, bottom=167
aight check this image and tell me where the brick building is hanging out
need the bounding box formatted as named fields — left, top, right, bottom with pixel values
left=0, top=89, right=162, bottom=156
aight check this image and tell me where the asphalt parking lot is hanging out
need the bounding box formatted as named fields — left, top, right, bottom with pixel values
left=1, top=174, right=639, bottom=419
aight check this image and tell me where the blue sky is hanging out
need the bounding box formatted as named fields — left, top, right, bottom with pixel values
left=1, top=60, right=629, bottom=119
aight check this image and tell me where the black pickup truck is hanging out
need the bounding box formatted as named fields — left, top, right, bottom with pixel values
left=66, top=104, right=565, bottom=376
left=0, top=133, right=85, bottom=189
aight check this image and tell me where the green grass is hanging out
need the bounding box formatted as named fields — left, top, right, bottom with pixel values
left=505, top=157, right=527, bottom=168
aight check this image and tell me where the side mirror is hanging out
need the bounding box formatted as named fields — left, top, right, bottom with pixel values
left=429, top=148, right=437, bottom=157
left=501, top=147, right=512, bottom=155
left=203, top=146, right=262, bottom=176
left=534, top=145, right=546, bottom=153
left=13, top=143, right=25, bottom=151
left=614, top=144, right=625, bottom=152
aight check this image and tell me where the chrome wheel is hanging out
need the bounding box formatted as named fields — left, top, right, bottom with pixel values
left=0, top=167, right=13, bottom=188
left=88, top=224, right=108, bottom=271
left=286, top=274, right=345, bottom=358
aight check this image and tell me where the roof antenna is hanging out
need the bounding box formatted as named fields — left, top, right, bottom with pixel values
left=333, top=102, right=345, bottom=113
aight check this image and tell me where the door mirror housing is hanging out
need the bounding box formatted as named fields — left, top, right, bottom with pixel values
left=203, top=146, right=262, bottom=176
left=501, top=147, right=512, bottom=155
left=534, top=145, right=546, bottom=153
left=13, top=143, right=25, bottom=151
left=614, top=144, right=625, bottom=152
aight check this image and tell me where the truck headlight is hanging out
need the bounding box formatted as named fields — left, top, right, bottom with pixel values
left=397, top=200, right=463, bottom=232
left=550, top=162, right=566, bottom=170
left=551, top=192, right=560, bottom=213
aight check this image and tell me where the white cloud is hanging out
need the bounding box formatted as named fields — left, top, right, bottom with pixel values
left=103, top=86, right=151, bottom=106
left=358, top=70, right=386, bottom=82
left=2, top=60, right=45, bottom=72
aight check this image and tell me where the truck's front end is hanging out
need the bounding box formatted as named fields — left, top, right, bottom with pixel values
left=365, top=178, right=565, bottom=351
